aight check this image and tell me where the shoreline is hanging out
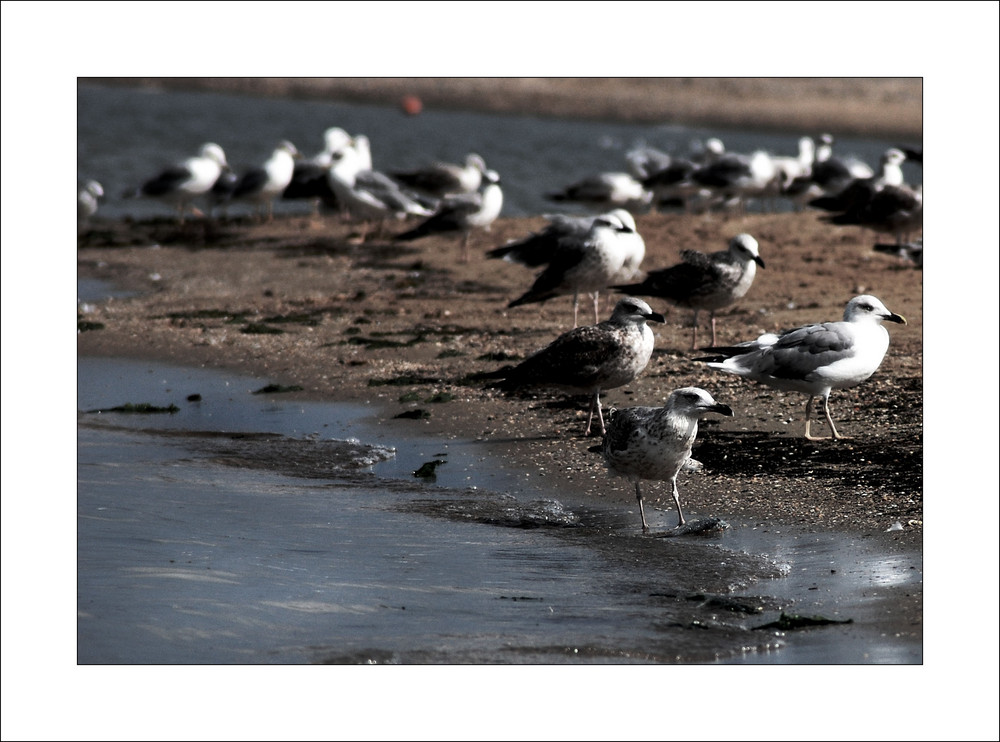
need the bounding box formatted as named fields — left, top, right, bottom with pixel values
left=81, top=77, right=923, bottom=141
left=77, top=210, right=923, bottom=550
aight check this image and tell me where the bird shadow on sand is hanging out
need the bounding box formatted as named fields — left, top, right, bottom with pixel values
left=693, top=428, right=921, bottom=493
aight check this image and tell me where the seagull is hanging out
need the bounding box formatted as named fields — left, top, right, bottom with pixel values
left=482, top=297, right=665, bottom=437
left=125, top=142, right=230, bottom=223
left=547, top=171, right=652, bottom=212
left=613, top=233, right=765, bottom=349
left=232, top=140, right=300, bottom=221
left=282, top=127, right=352, bottom=214
left=506, top=211, right=637, bottom=327
left=391, top=153, right=488, bottom=198
left=625, top=145, right=673, bottom=181
left=698, top=295, right=906, bottom=440
left=824, top=184, right=923, bottom=245
left=593, top=387, right=734, bottom=531
left=327, top=138, right=437, bottom=242
left=395, top=169, right=503, bottom=261
left=784, top=134, right=877, bottom=209
left=488, top=208, right=645, bottom=283
left=807, top=148, right=907, bottom=214
left=78, top=180, right=104, bottom=222
left=770, top=136, right=816, bottom=187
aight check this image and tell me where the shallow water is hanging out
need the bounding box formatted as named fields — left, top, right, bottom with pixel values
left=77, top=353, right=921, bottom=664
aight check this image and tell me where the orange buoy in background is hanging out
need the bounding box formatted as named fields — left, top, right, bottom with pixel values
left=400, top=94, right=423, bottom=116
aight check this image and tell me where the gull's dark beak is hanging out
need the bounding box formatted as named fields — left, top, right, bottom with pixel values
left=754, top=255, right=766, bottom=269
left=646, top=311, right=666, bottom=324
left=886, top=312, right=907, bottom=325
left=707, top=402, right=734, bottom=417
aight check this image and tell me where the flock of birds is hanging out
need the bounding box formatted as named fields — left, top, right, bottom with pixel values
left=78, top=125, right=918, bottom=533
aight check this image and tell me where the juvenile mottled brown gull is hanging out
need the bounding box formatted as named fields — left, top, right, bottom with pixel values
left=594, top=387, right=733, bottom=531
left=483, top=297, right=665, bottom=436
left=698, top=294, right=906, bottom=440
left=614, top=233, right=764, bottom=348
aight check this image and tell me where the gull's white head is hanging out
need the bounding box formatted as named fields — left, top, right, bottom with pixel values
left=199, top=143, right=228, bottom=168
left=729, top=233, right=765, bottom=268
left=665, top=387, right=734, bottom=419
left=843, top=295, right=907, bottom=325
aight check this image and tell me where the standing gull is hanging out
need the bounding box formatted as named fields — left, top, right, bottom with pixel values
left=282, top=127, right=352, bottom=214
left=327, top=138, right=436, bottom=243
left=489, top=208, right=645, bottom=286
left=395, top=169, right=503, bottom=261
left=125, top=142, right=230, bottom=223
left=483, top=297, right=665, bottom=437
left=391, top=153, right=488, bottom=198
left=594, top=387, right=733, bottom=531
left=698, top=295, right=906, bottom=440
left=547, top=171, right=652, bottom=212
left=78, top=180, right=104, bottom=223
left=232, top=140, right=300, bottom=221
left=506, top=212, right=636, bottom=328
left=614, top=233, right=764, bottom=349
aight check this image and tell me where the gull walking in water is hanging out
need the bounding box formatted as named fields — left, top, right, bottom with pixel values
left=594, top=387, right=733, bottom=531
left=125, top=142, right=230, bottom=223
left=614, top=233, right=764, bottom=348
left=506, top=212, right=637, bottom=327
left=395, top=169, right=503, bottom=261
left=482, top=297, right=665, bottom=437
left=698, top=295, right=906, bottom=440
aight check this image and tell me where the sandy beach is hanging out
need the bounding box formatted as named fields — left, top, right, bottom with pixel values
left=77, top=206, right=923, bottom=546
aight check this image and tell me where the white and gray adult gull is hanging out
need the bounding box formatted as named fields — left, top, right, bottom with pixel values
left=547, top=171, right=652, bottom=212
left=125, top=142, right=230, bottom=222
left=614, top=233, right=764, bottom=349
left=282, top=127, right=352, bottom=213
left=506, top=211, right=638, bottom=327
left=391, top=153, right=488, bottom=198
left=488, top=208, right=645, bottom=285
left=395, top=169, right=503, bottom=261
left=482, top=297, right=665, bottom=437
left=594, top=387, right=734, bottom=531
left=698, top=295, right=906, bottom=440
left=327, top=137, right=436, bottom=242
left=232, top=140, right=300, bottom=221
